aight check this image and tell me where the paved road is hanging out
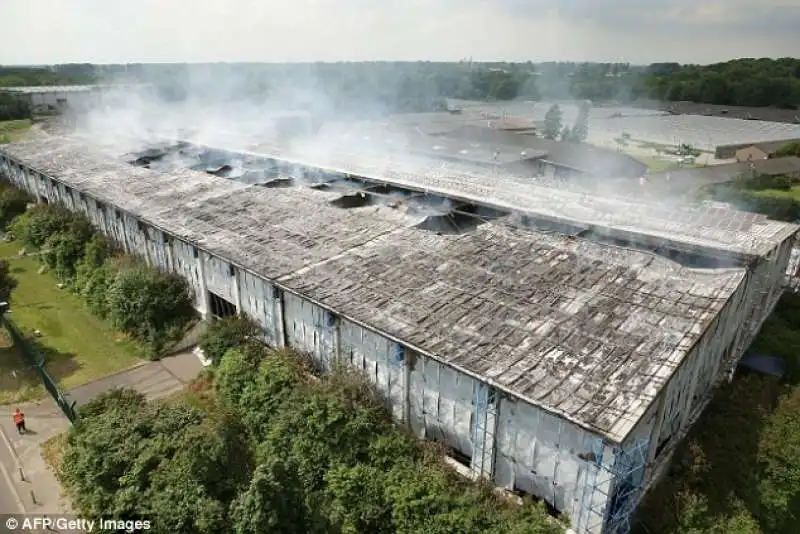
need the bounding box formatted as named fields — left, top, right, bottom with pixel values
left=0, top=351, right=205, bottom=520
left=0, top=424, right=24, bottom=514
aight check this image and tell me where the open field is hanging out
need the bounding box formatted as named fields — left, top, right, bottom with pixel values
left=0, top=240, right=143, bottom=405
left=0, top=120, right=32, bottom=144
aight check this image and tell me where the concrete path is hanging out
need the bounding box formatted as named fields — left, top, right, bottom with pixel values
left=65, top=351, right=204, bottom=408
left=0, top=351, right=204, bottom=519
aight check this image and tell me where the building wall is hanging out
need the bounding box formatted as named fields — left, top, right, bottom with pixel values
left=7, top=152, right=790, bottom=534
left=626, top=236, right=793, bottom=498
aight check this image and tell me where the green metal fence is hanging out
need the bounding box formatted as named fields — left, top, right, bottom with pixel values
left=2, top=315, right=77, bottom=422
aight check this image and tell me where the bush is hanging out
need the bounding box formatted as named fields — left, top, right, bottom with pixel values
left=0, top=184, right=30, bottom=228
left=199, top=315, right=263, bottom=366
left=42, top=231, right=89, bottom=280
left=106, top=265, right=195, bottom=354
left=8, top=205, right=75, bottom=249
left=78, top=261, right=113, bottom=318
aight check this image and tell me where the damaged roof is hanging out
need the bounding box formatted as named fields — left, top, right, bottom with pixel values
left=0, top=133, right=752, bottom=442
left=225, top=136, right=797, bottom=260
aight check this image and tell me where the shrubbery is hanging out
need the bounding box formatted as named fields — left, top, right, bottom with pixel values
left=0, top=183, right=30, bottom=228
left=58, top=334, right=560, bottom=534
left=198, top=315, right=262, bottom=366
left=4, top=193, right=196, bottom=356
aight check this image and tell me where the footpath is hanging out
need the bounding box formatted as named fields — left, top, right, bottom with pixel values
left=0, top=352, right=204, bottom=529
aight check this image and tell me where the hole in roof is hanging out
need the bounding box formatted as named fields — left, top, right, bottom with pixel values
left=413, top=203, right=509, bottom=235
left=330, top=192, right=376, bottom=209
left=415, top=212, right=486, bottom=235
left=126, top=140, right=751, bottom=268
left=257, top=178, right=294, bottom=188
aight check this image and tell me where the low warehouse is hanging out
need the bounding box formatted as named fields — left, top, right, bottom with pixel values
left=1, top=134, right=796, bottom=534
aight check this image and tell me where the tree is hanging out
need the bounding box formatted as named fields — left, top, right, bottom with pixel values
left=0, top=185, right=30, bottom=228
left=543, top=104, right=562, bottom=140
left=560, top=126, right=572, bottom=142
left=59, top=388, right=244, bottom=534
left=8, top=205, right=75, bottom=249
left=42, top=231, right=89, bottom=280
left=106, top=266, right=195, bottom=353
left=679, top=143, right=701, bottom=158
left=229, top=459, right=308, bottom=534
left=571, top=101, right=590, bottom=143
left=0, top=259, right=17, bottom=307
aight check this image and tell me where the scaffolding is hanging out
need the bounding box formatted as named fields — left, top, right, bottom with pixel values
left=581, top=438, right=650, bottom=534
left=471, top=381, right=497, bottom=479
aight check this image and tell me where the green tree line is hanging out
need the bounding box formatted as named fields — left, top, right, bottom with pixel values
left=3, top=59, right=798, bottom=115
left=636, top=58, right=800, bottom=109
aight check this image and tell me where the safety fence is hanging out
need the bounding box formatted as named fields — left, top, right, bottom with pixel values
left=2, top=315, right=77, bottom=422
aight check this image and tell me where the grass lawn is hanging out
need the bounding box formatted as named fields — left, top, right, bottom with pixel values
left=0, top=119, right=32, bottom=144
left=0, top=240, right=143, bottom=405
left=750, top=186, right=800, bottom=201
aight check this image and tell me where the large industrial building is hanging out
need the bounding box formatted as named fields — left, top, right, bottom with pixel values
left=1, top=131, right=797, bottom=534
left=0, top=84, right=150, bottom=114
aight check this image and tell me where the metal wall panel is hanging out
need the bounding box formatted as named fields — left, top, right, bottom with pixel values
left=408, top=355, right=479, bottom=463
left=202, top=252, right=236, bottom=303
left=171, top=239, right=207, bottom=314
left=122, top=215, right=150, bottom=263
left=340, top=319, right=407, bottom=422
left=282, top=292, right=337, bottom=371
left=495, top=397, right=608, bottom=534
left=238, top=269, right=281, bottom=347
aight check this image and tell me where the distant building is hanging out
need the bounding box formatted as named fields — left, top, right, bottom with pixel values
left=428, top=125, right=648, bottom=180
left=0, top=84, right=149, bottom=115
left=644, top=156, right=800, bottom=195
left=716, top=139, right=800, bottom=160
left=734, top=141, right=796, bottom=162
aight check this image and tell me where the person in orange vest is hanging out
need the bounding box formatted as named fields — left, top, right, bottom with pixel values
left=13, top=408, right=25, bottom=434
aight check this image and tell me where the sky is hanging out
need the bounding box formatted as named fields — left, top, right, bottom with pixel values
left=1, top=0, right=798, bottom=65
